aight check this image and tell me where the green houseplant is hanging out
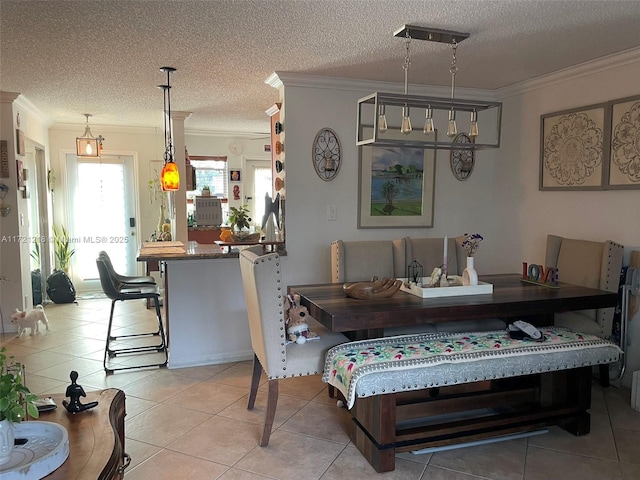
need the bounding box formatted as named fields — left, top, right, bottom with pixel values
left=0, top=347, right=39, bottom=463
left=228, top=204, right=252, bottom=232
left=53, top=225, right=75, bottom=272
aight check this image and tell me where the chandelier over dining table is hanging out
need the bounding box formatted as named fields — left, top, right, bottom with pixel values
left=356, top=25, right=502, bottom=150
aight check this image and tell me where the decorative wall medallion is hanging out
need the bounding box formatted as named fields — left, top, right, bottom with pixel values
left=228, top=140, right=243, bottom=155
left=540, top=106, right=605, bottom=190
left=450, top=133, right=475, bottom=181
left=609, top=98, right=640, bottom=187
left=312, top=128, right=341, bottom=181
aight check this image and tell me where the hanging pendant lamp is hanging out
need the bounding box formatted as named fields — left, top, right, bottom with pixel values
left=159, top=67, right=179, bottom=191
left=76, top=114, right=104, bottom=157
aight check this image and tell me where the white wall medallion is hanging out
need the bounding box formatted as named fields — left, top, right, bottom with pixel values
left=450, top=133, right=475, bottom=181
left=312, top=128, right=341, bottom=181
left=228, top=140, right=244, bottom=156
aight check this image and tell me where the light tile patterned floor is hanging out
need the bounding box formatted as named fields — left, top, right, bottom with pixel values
left=1, top=299, right=639, bottom=480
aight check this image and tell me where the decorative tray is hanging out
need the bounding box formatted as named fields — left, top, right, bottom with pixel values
left=398, top=275, right=493, bottom=298
left=0, top=421, right=69, bottom=479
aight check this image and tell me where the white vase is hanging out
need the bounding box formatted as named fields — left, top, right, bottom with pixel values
left=0, top=418, right=15, bottom=465
left=462, top=256, right=478, bottom=286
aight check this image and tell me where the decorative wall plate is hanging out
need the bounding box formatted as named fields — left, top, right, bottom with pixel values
left=312, top=128, right=341, bottom=181
left=450, top=133, right=475, bottom=181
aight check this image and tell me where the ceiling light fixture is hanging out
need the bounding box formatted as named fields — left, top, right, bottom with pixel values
left=356, top=25, right=502, bottom=150
left=76, top=114, right=104, bottom=157
left=159, top=66, right=179, bottom=191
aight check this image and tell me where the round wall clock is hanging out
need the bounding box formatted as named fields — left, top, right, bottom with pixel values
left=228, top=140, right=243, bottom=156
left=450, top=133, right=475, bottom=181
left=312, top=128, right=341, bottom=181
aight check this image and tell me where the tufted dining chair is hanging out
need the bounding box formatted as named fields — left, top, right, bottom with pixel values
left=545, top=234, right=624, bottom=386
left=239, top=246, right=349, bottom=446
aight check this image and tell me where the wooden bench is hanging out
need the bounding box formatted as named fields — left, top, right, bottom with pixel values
left=323, top=327, right=621, bottom=472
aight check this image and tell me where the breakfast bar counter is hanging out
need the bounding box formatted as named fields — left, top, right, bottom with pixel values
left=137, top=241, right=253, bottom=368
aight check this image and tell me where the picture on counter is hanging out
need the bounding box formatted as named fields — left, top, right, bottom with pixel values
left=230, top=169, right=242, bottom=182
left=607, top=95, right=640, bottom=189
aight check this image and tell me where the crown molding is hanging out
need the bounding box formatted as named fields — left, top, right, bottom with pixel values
left=185, top=129, right=270, bottom=139
left=267, top=71, right=498, bottom=100
left=497, top=46, right=640, bottom=99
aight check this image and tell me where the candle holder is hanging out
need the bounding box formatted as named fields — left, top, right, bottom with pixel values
left=407, top=260, right=423, bottom=285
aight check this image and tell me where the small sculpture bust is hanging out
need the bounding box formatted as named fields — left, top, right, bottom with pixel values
left=62, top=370, right=99, bottom=414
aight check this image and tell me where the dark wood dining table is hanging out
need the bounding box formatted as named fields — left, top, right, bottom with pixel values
left=289, top=273, right=618, bottom=339
left=289, top=274, right=620, bottom=472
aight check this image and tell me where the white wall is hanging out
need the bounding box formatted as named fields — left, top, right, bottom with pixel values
left=497, top=50, right=640, bottom=386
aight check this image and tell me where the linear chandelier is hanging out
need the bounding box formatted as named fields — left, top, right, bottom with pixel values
left=158, top=66, right=180, bottom=191
left=356, top=25, right=502, bottom=150
left=76, top=114, right=104, bottom=157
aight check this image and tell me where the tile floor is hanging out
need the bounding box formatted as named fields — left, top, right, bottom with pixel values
left=2, top=298, right=640, bottom=480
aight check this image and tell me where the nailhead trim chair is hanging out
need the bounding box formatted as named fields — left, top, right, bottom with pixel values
left=239, top=246, right=349, bottom=446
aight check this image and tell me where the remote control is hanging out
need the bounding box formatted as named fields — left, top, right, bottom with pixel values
left=512, top=320, right=542, bottom=340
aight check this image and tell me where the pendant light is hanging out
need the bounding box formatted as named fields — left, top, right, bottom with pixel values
left=76, top=114, right=104, bottom=157
left=159, top=66, right=179, bottom=191
left=356, top=25, right=502, bottom=150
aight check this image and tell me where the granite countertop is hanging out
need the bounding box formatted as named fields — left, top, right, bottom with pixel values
left=137, top=241, right=238, bottom=261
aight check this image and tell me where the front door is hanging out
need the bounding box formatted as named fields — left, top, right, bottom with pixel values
left=65, top=154, right=138, bottom=292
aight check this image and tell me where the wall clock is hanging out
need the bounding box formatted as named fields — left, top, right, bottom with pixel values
left=450, top=133, right=475, bottom=181
left=228, top=140, right=243, bottom=156
left=312, top=128, right=341, bottom=181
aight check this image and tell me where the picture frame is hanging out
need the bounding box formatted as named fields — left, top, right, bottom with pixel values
left=540, top=103, right=607, bottom=191
left=16, top=159, right=24, bottom=188
left=229, top=169, right=242, bottom=182
left=232, top=183, right=242, bottom=201
left=358, top=128, right=436, bottom=228
left=16, top=129, right=25, bottom=156
left=606, top=94, right=640, bottom=189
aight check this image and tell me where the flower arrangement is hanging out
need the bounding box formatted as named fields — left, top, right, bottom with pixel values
left=461, top=233, right=483, bottom=257
left=0, top=347, right=39, bottom=423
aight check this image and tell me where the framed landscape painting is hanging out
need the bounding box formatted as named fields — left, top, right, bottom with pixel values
left=358, top=138, right=435, bottom=228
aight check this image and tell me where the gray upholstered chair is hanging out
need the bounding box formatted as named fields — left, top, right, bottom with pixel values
left=239, top=246, right=349, bottom=446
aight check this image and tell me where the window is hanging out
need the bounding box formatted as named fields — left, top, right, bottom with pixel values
left=187, top=156, right=229, bottom=220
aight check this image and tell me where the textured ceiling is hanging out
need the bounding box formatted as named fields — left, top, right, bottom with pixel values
left=2, top=0, right=640, bottom=134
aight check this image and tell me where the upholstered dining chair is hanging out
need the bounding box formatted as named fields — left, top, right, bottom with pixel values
left=545, top=234, right=624, bottom=385
left=239, top=246, right=349, bottom=446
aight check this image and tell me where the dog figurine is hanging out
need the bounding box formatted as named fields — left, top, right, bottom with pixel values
left=10, top=305, right=50, bottom=337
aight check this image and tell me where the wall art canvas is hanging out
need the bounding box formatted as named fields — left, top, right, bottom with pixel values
left=540, top=105, right=606, bottom=190
left=358, top=140, right=435, bottom=228
left=607, top=95, right=640, bottom=189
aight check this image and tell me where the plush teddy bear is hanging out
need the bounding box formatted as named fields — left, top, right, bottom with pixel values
left=285, top=294, right=318, bottom=344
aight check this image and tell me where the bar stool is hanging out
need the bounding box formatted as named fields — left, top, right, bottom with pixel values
left=99, top=250, right=156, bottom=287
left=96, top=257, right=168, bottom=374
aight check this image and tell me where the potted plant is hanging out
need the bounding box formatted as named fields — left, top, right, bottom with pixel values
left=201, top=185, right=211, bottom=196
left=0, top=347, right=39, bottom=464
left=53, top=225, right=75, bottom=273
left=228, top=205, right=259, bottom=242
left=30, top=239, right=43, bottom=306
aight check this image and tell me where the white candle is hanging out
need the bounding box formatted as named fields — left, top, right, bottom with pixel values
left=443, top=236, right=448, bottom=272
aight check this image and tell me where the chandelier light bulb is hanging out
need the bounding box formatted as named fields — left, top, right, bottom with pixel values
left=469, top=110, right=479, bottom=138
left=447, top=109, right=458, bottom=138
left=401, top=105, right=412, bottom=135
left=378, top=104, right=388, bottom=133
left=423, top=107, right=434, bottom=134
left=85, top=144, right=93, bottom=155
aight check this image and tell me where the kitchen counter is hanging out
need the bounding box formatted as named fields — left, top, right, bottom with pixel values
left=136, top=241, right=253, bottom=368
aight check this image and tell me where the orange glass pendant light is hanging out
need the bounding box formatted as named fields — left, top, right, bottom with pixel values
left=159, top=66, right=179, bottom=191
left=161, top=160, right=179, bottom=191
